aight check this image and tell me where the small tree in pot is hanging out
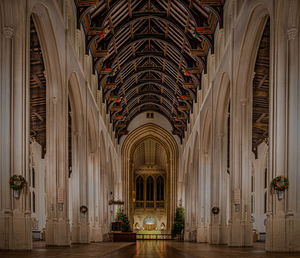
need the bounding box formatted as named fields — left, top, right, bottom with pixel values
left=171, top=206, right=185, bottom=238
left=115, top=207, right=132, bottom=232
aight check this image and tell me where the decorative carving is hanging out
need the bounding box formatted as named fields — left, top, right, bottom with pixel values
left=32, top=6, right=43, bottom=17
left=31, top=218, right=39, bottom=231
left=287, top=28, right=297, bottom=41
left=3, top=26, right=15, bottom=39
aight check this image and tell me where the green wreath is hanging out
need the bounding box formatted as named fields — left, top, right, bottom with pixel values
left=80, top=205, right=88, bottom=214
left=9, top=174, right=27, bottom=190
left=271, top=176, right=289, bottom=191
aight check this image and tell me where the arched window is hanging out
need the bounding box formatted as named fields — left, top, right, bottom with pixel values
left=32, top=167, right=35, bottom=188
left=146, top=176, right=154, bottom=201
left=227, top=102, right=230, bottom=173
left=32, top=191, right=36, bottom=213
left=156, top=176, right=164, bottom=201
left=136, top=176, right=144, bottom=201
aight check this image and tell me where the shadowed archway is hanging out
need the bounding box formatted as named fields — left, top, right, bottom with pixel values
left=122, top=123, right=178, bottom=232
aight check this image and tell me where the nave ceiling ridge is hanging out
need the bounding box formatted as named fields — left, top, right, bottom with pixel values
left=74, top=0, right=225, bottom=142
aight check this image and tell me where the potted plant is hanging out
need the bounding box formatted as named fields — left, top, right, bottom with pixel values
left=171, top=206, right=185, bottom=240
left=111, top=208, right=136, bottom=242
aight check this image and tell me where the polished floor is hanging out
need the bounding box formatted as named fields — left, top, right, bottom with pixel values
left=1, top=241, right=300, bottom=257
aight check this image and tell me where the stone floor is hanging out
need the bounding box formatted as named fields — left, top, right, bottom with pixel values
left=0, top=242, right=134, bottom=258
left=1, top=241, right=300, bottom=257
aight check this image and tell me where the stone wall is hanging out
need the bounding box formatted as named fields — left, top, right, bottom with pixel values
left=181, top=0, right=300, bottom=252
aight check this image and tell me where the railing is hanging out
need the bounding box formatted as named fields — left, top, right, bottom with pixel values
left=135, top=201, right=144, bottom=208
left=136, top=234, right=173, bottom=240
left=135, top=201, right=165, bottom=209
left=156, top=201, right=164, bottom=208
left=146, top=202, right=154, bottom=208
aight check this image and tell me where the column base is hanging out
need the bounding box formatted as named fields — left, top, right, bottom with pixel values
left=197, top=224, right=209, bottom=243
left=0, top=210, right=32, bottom=250
left=184, top=230, right=190, bottom=241
left=46, top=219, right=70, bottom=246
left=185, top=228, right=197, bottom=242
left=266, top=214, right=300, bottom=252
left=227, top=219, right=252, bottom=247
left=94, top=225, right=103, bottom=242
left=89, top=224, right=96, bottom=242
left=71, top=221, right=90, bottom=243
left=209, top=223, right=228, bottom=244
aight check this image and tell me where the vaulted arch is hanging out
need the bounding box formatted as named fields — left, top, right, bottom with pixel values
left=122, top=123, right=178, bottom=232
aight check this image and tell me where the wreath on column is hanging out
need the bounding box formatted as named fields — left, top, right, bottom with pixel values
left=9, top=174, right=27, bottom=190
left=80, top=205, right=88, bottom=214
left=271, top=176, right=289, bottom=191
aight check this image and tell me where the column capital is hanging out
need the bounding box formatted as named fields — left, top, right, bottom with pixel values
left=2, top=26, right=15, bottom=39
left=32, top=6, right=43, bottom=17
left=287, top=28, right=297, bottom=41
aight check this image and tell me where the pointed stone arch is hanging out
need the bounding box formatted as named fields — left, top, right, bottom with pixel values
left=87, top=109, right=98, bottom=154
left=228, top=2, right=270, bottom=247
left=30, top=3, right=70, bottom=246
left=192, top=132, right=200, bottom=228
left=68, top=72, right=84, bottom=134
left=201, top=109, right=212, bottom=155
left=211, top=72, right=231, bottom=244
left=122, top=123, right=178, bottom=232
left=235, top=4, right=270, bottom=101
left=215, top=72, right=231, bottom=135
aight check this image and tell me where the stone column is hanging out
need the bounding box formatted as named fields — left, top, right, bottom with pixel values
left=191, top=158, right=197, bottom=239
left=0, top=25, right=14, bottom=250
left=209, top=133, right=225, bottom=244
left=196, top=153, right=202, bottom=242
left=98, top=157, right=104, bottom=241
left=266, top=20, right=300, bottom=251
left=205, top=152, right=211, bottom=243
left=79, top=112, right=89, bottom=243
left=184, top=168, right=190, bottom=240
left=45, top=90, right=70, bottom=246
left=70, top=111, right=88, bottom=243
left=94, top=148, right=101, bottom=242
left=71, top=133, right=80, bottom=243
left=168, top=160, right=176, bottom=234
left=219, top=132, right=229, bottom=244
left=285, top=26, right=300, bottom=251
left=0, top=21, right=32, bottom=250
left=96, top=146, right=103, bottom=241
left=88, top=152, right=95, bottom=242
left=228, top=99, right=252, bottom=247
left=197, top=152, right=208, bottom=242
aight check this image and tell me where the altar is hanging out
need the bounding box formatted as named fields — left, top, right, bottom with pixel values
left=143, top=224, right=156, bottom=231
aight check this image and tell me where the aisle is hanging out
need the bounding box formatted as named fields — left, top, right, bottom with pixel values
left=103, top=241, right=300, bottom=258
left=102, top=241, right=191, bottom=258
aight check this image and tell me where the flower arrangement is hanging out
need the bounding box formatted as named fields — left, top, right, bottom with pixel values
left=80, top=205, right=88, bottom=214
left=271, top=176, right=289, bottom=191
left=9, top=174, right=27, bottom=190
